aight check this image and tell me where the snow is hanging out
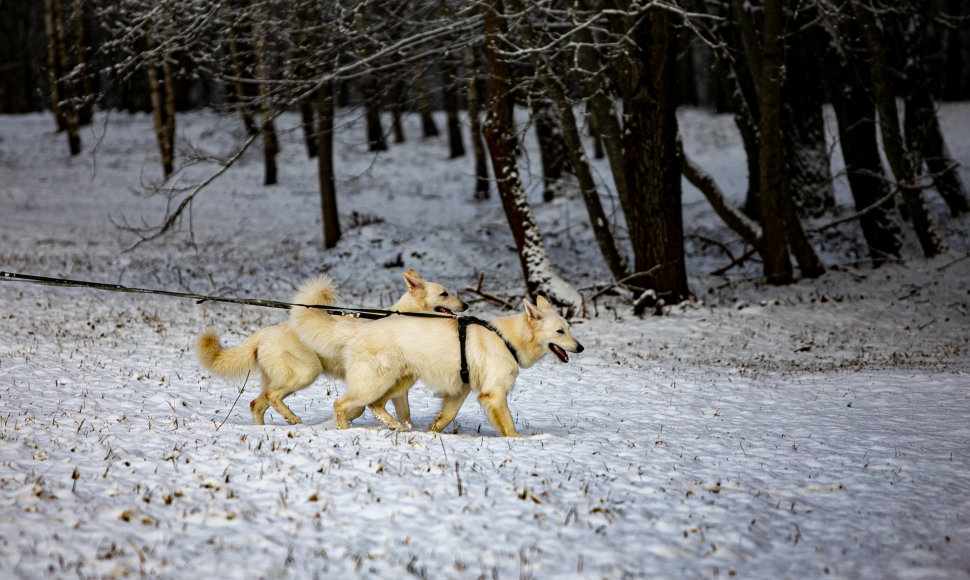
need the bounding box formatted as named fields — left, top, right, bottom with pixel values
left=2, top=104, right=970, bottom=578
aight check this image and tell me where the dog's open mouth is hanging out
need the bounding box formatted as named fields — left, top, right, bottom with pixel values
left=435, top=306, right=456, bottom=316
left=549, top=343, right=570, bottom=363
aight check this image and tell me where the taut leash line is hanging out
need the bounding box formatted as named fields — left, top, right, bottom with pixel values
left=0, top=271, right=455, bottom=320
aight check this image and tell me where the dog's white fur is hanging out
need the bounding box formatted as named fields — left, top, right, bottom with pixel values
left=332, top=296, right=584, bottom=436
left=196, top=270, right=466, bottom=425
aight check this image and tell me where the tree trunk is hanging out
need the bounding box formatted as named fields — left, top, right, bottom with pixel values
left=757, top=0, right=794, bottom=284
left=851, top=0, right=949, bottom=257
left=574, top=16, right=631, bottom=222
left=783, top=18, right=834, bottom=218
left=480, top=0, right=582, bottom=314
left=727, top=0, right=764, bottom=221
left=531, top=95, right=566, bottom=202
left=621, top=8, right=690, bottom=302
left=389, top=79, right=407, bottom=144
left=316, top=82, right=340, bottom=249
left=904, top=88, right=970, bottom=218
left=72, top=0, right=92, bottom=126
left=465, top=46, right=490, bottom=200
left=300, top=100, right=318, bottom=159
left=443, top=60, right=465, bottom=158
left=362, top=72, right=388, bottom=152
left=832, top=80, right=904, bottom=265
left=415, top=67, right=439, bottom=138
left=44, top=0, right=81, bottom=155
left=227, top=25, right=257, bottom=136
left=252, top=0, right=278, bottom=185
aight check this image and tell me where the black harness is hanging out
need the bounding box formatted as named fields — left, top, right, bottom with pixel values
left=457, top=316, right=520, bottom=384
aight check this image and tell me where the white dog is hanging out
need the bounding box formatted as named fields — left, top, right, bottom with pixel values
left=330, top=296, right=584, bottom=436
left=197, top=270, right=466, bottom=425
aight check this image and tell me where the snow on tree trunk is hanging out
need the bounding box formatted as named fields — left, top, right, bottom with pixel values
left=480, top=0, right=582, bottom=315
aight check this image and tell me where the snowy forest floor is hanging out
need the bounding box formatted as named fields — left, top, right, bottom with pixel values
left=1, top=105, right=969, bottom=578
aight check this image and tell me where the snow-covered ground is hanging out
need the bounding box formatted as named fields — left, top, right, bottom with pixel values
left=1, top=105, right=969, bottom=578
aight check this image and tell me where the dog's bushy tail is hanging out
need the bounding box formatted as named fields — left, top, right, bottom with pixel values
left=196, top=330, right=258, bottom=379
left=290, top=276, right=342, bottom=359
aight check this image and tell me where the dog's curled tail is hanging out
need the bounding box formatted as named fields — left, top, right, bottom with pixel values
left=196, top=330, right=258, bottom=379
left=290, top=276, right=342, bottom=359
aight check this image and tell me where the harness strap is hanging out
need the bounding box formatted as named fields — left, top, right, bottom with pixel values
left=458, top=316, right=520, bottom=385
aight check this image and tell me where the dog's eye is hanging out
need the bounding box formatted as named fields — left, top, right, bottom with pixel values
left=557, top=329, right=565, bottom=334
left=440, top=291, right=449, bottom=297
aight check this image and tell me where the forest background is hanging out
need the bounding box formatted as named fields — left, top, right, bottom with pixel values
left=1, top=0, right=969, bottom=311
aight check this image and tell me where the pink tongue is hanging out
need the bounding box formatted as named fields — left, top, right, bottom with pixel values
left=552, top=344, right=569, bottom=362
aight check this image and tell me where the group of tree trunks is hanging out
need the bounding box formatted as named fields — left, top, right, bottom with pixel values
left=11, top=0, right=969, bottom=313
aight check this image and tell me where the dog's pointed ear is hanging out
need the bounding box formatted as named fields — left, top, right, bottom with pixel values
left=535, top=295, right=555, bottom=312
left=403, top=270, right=425, bottom=292
left=523, top=298, right=544, bottom=321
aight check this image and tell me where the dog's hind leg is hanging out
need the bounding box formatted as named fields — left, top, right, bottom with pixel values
left=388, top=376, right=417, bottom=429
left=250, top=391, right=271, bottom=425
left=428, top=384, right=471, bottom=433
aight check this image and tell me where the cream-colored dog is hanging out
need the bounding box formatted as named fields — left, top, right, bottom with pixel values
left=197, top=270, right=467, bottom=425
left=331, top=296, right=584, bottom=436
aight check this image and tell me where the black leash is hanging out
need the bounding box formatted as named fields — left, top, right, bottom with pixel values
left=0, top=271, right=455, bottom=320
left=457, top=315, right=520, bottom=384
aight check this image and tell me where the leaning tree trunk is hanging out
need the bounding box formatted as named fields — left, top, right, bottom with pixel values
left=574, top=16, right=631, bottom=222
left=904, top=93, right=970, bottom=216
left=480, top=0, right=582, bottom=314
left=851, top=0, right=948, bottom=258
left=316, top=81, right=340, bottom=249
left=830, top=65, right=904, bottom=264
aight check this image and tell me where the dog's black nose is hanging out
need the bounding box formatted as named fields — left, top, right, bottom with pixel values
left=576, top=343, right=584, bottom=353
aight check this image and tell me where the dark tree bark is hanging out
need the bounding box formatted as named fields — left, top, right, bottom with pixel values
left=415, top=67, right=439, bottom=138
left=443, top=59, right=465, bottom=158
left=619, top=8, right=690, bottom=302
left=757, top=0, right=794, bottom=283
left=574, top=13, right=631, bottom=221
left=899, top=4, right=970, bottom=217
left=43, top=0, right=81, bottom=155
left=905, top=92, right=970, bottom=216
left=531, top=95, right=566, bottom=202
left=226, top=23, right=258, bottom=136
left=389, top=79, right=407, bottom=144
left=362, top=72, right=388, bottom=152
left=465, top=46, right=490, bottom=200
left=299, top=101, right=318, bottom=159
left=252, top=0, right=278, bottom=185
left=783, top=14, right=834, bottom=218
left=316, top=82, right=340, bottom=249
left=852, top=0, right=948, bottom=258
